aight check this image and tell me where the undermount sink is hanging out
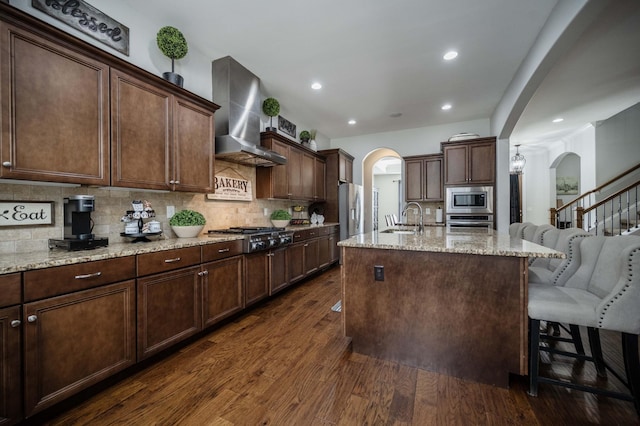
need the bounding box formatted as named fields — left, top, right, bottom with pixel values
left=381, top=228, right=417, bottom=235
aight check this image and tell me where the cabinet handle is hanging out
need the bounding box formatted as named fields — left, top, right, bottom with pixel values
left=169, top=180, right=175, bottom=184
left=2, top=161, right=11, bottom=168
left=27, top=315, right=37, bottom=323
left=11, top=320, right=21, bottom=328
left=174, top=181, right=180, bottom=184
left=164, top=257, right=182, bottom=263
left=218, top=248, right=230, bottom=253
left=304, top=243, right=309, bottom=247
left=75, top=271, right=102, bottom=280
left=198, top=270, right=208, bottom=276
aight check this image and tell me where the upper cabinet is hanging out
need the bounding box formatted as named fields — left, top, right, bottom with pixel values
left=318, top=148, right=355, bottom=223
left=404, top=154, right=443, bottom=201
left=0, top=5, right=218, bottom=191
left=442, top=137, right=496, bottom=185
left=0, top=22, right=110, bottom=185
left=257, top=132, right=326, bottom=201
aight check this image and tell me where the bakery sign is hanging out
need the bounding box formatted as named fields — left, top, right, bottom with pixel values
left=0, top=201, right=54, bottom=226
left=32, top=0, right=130, bottom=56
left=207, top=168, right=252, bottom=202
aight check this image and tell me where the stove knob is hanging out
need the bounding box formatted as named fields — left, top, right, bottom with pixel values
left=269, top=238, right=278, bottom=247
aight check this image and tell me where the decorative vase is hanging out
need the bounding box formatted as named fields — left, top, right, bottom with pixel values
left=309, top=139, right=317, bottom=151
left=171, top=225, right=203, bottom=238
left=162, top=72, right=184, bottom=87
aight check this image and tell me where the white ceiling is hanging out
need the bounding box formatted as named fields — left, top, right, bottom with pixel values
left=126, top=0, right=640, bottom=146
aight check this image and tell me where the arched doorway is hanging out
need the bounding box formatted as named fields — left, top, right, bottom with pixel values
left=362, top=148, right=402, bottom=233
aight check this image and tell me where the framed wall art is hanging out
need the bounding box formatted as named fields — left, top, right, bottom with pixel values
left=278, top=116, right=296, bottom=138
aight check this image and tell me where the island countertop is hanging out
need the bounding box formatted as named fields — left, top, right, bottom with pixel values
left=338, top=227, right=564, bottom=259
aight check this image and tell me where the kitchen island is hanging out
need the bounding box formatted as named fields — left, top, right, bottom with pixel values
left=338, top=227, right=563, bottom=387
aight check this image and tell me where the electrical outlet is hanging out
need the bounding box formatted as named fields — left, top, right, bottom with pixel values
left=264, top=208, right=269, bottom=216
left=374, top=265, right=384, bottom=281
left=413, top=208, right=418, bottom=214
left=424, top=208, right=431, bottom=215
left=166, top=205, right=175, bottom=218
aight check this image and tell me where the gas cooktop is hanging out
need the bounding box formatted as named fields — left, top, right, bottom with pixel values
left=208, top=226, right=284, bottom=235
left=207, top=227, right=294, bottom=253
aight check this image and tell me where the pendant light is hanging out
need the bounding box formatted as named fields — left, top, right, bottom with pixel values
left=511, top=144, right=526, bottom=174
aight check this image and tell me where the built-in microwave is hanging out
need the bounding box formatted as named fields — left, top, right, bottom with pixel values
left=445, top=186, right=494, bottom=215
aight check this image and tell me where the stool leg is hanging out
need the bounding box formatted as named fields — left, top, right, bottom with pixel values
left=570, top=324, right=585, bottom=355
left=587, top=327, right=606, bottom=377
left=528, top=318, right=541, bottom=396
left=621, top=333, right=640, bottom=416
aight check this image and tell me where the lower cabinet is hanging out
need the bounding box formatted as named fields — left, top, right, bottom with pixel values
left=0, top=305, right=21, bottom=426
left=287, top=242, right=306, bottom=284
left=202, top=255, right=244, bottom=327
left=269, top=247, right=288, bottom=295
left=304, top=238, right=320, bottom=276
left=23, top=280, right=136, bottom=417
left=245, top=248, right=289, bottom=303
left=318, top=231, right=339, bottom=269
left=137, top=266, right=201, bottom=360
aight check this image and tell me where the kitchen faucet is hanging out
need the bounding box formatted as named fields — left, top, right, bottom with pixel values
left=402, top=202, right=423, bottom=234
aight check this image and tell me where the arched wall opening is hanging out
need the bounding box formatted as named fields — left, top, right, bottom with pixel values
left=362, top=148, right=402, bottom=233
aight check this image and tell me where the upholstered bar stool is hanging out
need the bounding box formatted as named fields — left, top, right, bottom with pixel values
left=528, top=235, right=640, bottom=414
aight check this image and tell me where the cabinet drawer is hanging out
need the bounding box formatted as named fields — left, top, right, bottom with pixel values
left=293, top=228, right=320, bottom=242
left=24, top=256, right=136, bottom=302
left=137, top=246, right=201, bottom=276
left=319, top=225, right=339, bottom=236
left=0, top=273, right=21, bottom=307
left=201, top=240, right=243, bottom=262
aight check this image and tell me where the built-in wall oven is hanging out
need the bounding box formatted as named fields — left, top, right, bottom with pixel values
left=445, top=186, right=494, bottom=228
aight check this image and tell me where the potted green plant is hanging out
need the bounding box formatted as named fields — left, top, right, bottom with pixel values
left=270, top=209, right=292, bottom=228
left=169, top=209, right=205, bottom=238
left=262, top=97, right=280, bottom=131
left=299, top=130, right=311, bottom=144
left=156, top=26, right=188, bottom=87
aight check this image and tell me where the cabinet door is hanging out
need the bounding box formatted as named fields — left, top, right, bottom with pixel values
left=23, top=281, right=136, bottom=417
left=269, top=247, right=289, bottom=295
left=318, top=235, right=332, bottom=269
left=173, top=97, right=215, bottom=193
left=345, top=156, right=353, bottom=183
left=0, top=23, right=109, bottom=185
left=468, top=141, right=495, bottom=184
left=271, top=140, right=290, bottom=199
left=424, top=156, right=443, bottom=201
left=304, top=238, right=320, bottom=275
left=314, top=158, right=326, bottom=201
left=405, top=159, right=423, bottom=201
left=0, top=305, right=21, bottom=425
left=288, top=149, right=303, bottom=199
left=244, top=252, right=269, bottom=306
left=111, top=68, right=171, bottom=190
left=287, top=242, right=306, bottom=283
left=443, top=145, right=468, bottom=185
left=301, top=153, right=315, bottom=200
left=137, top=266, right=201, bottom=360
left=329, top=232, right=340, bottom=264
left=202, top=256, right=244, bottom=328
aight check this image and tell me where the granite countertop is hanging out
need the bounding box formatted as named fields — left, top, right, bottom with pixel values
left=338, top=227, right=565, bottom=259
left=0, top=234, right=244, bottom=275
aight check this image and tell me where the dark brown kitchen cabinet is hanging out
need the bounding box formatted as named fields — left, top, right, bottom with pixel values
left=287, top=242, right=306, bottom=284
left=404, top=154, right=443, bottom=201
left=319, top=148, right=355, bottom=223
left=0, top=272, right=21, bottom=426
left=442, top=138, right=496, bottom=185
left=318, top=225, right=340, bottom=269
left=257, top=132, right=326, bottom=201
left=111, top=69, right=215, bottom=192
left=268, top=247, right=289, bottom=295
left=0, top=21, right=110, bottom=185
left=288, top=228, right=329, bottom=283
left=244, top=252, right=270, bottom=306
left=23, top=280, right=136, bottom=417
left=201, top=255, right=244, bottom=327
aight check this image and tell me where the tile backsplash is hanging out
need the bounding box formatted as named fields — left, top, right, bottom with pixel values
left=0, top=162, right=298, bottom=253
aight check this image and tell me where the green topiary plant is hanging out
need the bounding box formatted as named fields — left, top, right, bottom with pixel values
left=299, top=130, right=311, bottom=142
left=169, top=209, right=206, bottom=226
left=262, top=97, right=280, bottom=130
left=270, top=209, right=292, bottom=220
left=156, top=26, right=188, bottom=86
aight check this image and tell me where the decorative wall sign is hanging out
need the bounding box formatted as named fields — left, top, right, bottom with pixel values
left=0, top=200, right=54, bottom=226
left=556, top=176, right=579, bottom=195
left=32, top=0, right=130, bottom=56
left=207, top=168, right=252, bottom=201
left=278, top=115, right=297, bottom=138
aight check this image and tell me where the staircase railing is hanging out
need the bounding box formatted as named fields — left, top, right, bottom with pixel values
left=550, top=163, right=640, bottom=235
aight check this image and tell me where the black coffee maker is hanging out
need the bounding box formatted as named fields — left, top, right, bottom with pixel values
left=49, top=195, right=109, bottom=250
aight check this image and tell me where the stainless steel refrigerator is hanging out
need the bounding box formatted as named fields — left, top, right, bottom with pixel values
left=338, top=182, right=364, bottom=241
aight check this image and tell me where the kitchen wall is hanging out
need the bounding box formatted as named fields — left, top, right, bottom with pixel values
left=0, top=161, right=295, bottom=254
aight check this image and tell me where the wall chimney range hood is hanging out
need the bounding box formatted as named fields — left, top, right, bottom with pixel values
left=212, top=56, right=286, bottom=167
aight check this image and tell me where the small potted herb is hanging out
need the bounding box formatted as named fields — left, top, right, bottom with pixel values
left=270, top=209, right=292, bottom=228
left=299, top=130, right=311, bottom=144
left=262, top=97, right=280, bottom=131
left=156, top=26, right=188, bottom=87
left=169, top=209, right=206, bottom=238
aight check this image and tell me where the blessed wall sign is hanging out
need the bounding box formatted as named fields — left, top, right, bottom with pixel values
left=0, top=201, right=54, bottom=226
left=32, top=0, right=130, bottom=55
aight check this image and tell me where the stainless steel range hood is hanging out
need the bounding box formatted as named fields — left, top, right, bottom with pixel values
left=212, top=56, right=286, bottom=167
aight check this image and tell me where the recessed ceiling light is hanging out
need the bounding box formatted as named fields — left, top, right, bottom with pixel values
left=552, top=117, right=564, bottom=123
left=389, top=112, right=402, bottom=118
left=441, top=104, right=452, bottom=110
left=443, top=50, right=458, bottom=61
left=348, top=119, right=356, bottom=125
left=311, top=82, right=322, bottom=90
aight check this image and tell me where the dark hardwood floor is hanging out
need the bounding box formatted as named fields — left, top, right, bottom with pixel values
left=34, top=266, right=639, bottom=425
